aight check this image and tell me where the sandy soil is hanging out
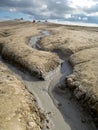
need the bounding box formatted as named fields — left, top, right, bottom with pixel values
left=0, top=60, right=45, bottom=130
left=0, top=20, right=60, bottom=79
left=0, top=20, right=98, bottom=129
left=6, top=59, right=96, bottom=130
left=39, top=24, right=98, bottom=125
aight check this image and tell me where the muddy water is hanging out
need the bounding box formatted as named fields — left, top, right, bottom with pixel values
left=29, top=30, right=50, bottom=49
left=2, top=58, right=96, bottom=130
left=1, top=30, right=97, bottom=130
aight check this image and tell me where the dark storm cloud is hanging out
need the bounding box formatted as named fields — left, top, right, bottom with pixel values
left=0, top=0, right=73, bottom=19
left=0, top=0, right=98, bottom=23
left=0, top=0, right=33, bottom=7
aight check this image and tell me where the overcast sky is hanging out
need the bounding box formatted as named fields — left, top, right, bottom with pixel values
left=0, top=0, right=98, bottom=24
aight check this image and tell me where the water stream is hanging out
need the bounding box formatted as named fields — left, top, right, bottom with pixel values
left=1, top=30, right=97, bottom=130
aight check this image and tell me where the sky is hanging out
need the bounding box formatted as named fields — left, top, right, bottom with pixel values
left=0, top=0, right=98, bottom=25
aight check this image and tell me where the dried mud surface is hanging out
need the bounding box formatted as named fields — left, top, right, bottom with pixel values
left=0, top=20, right=98, bottom=129
left=0, top=20, right=60, bottom=130
left=0, top=60, right=45, bottom=130
left=0, top=21, right=60, bottom=79
left=39, top=24, right=98, bottom=125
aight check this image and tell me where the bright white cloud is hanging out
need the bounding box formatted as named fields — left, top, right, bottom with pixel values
left=78, top=16, right=82, bottom=20
left=69, top=0, right=98, bottom=8
left=41, top=4, right=47, bottom=10
left=64, top=14, right=71, bottom=19
left=9, top=8, right=16, bottom=12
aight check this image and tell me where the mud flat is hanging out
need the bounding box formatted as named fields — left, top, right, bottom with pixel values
left=3, top=54, right=97, bottom=130
left=17, top=29, right=96, bottom=130
left=39, top=24, right=98, bottom=126
left=0, top=21, right=97, bottom=129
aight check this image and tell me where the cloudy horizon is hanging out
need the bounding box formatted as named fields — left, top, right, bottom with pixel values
left=0, top=0, right=98, bottom=25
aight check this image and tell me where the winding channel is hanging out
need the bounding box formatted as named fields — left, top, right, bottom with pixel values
left=2, top=30, right=97, bottom=130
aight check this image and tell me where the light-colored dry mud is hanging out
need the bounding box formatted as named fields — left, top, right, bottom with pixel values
left=39, top=24, right=98, bottom=125
left=67, top=47, right=98, bottom=124
left=0, top=21, right=60, bottom=79
left=0, top=60, right=45, bottom=130
left=5, top=58, right=96, bottom=130
left=40, top=24, right=98, bottom=53
left=0, top=20, right=98, bottom=129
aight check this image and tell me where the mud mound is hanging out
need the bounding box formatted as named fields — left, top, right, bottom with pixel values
left=39, top=24, right=98, bottom=125
left=66, top=48, right=98, bottom=125
left=0, top=21, right=60, bottom=80
left=1, top=42, right=59, bottom=79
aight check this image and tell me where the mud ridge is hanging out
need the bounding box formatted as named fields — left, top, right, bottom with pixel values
left=66, top=74, right=98, bottom=127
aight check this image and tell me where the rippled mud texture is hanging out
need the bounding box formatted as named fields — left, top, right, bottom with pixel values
left=0, top=61, right=45, bottom=130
